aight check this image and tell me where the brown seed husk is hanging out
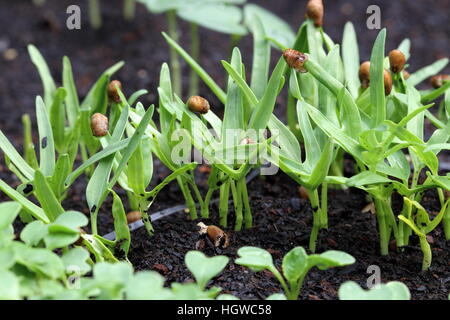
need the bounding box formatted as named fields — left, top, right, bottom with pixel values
left=359, top=61, right=371, bottom=88
left=389, top=49, right=406, bottom=73
left=187, top=96, right=210, bottom=114
left=283, top=49, right=308, bottom=73
left=384, top=69, right=393, bottom=95
left=430, top=74, right=450, bottom=88
left=197, top=222, right=229, bottom=248
left=298, top=186, right=309, bottom=200
left=126, top=211, right=142, bottom=224
left=91, top=113, right=109, bottom=137
left=306, top=0, right=324, bottom=27
left=107, top=80, right=122, bottom=102
left=403, top=70, right=411, bottom=80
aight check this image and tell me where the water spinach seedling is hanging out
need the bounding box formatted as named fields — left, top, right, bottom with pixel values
left=235, top=246, right=355, bottom=300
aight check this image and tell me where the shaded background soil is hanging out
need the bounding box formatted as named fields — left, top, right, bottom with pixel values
left=1, top=0, right=449, bottom=299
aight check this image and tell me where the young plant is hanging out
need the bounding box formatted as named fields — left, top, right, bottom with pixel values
left=235, top=246, right=355, bottom=300
left=398, top=197, right=449, bottom=270
left=339, top=281, right=411, bottom=300
left=138, top=0, right=248, bottom=97
left=127, top=63, right=204, bottom=220
left=162, top=32, right=287, bottom=231
left=281, top=21, right=449, bottom=262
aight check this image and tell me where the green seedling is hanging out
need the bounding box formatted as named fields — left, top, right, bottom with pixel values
left=235, top=246, right=355, bottom=300
left=162, top=32, right=287, bottom=230
left=339, top=281, right=411, bottom=300
left=138, top=0, right=248, bottom=97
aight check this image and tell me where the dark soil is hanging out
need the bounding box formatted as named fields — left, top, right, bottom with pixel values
left=1, top=0, right=450, bottom=300
left=127, top=172, right=450, bottom=300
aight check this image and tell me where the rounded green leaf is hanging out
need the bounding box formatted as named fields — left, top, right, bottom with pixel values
left=20, top=220, right=48, bottom=246
left=61, top=247, right=91, bottom=276
left=339, top=281, right=410, bottom=300
left=185, top=251, right=229, bottom=289
left=235, top=246, right=274, bottom=272
left=282, top=247, right=307, bottom=284
left=308, top=250, right=355, bottom=270
left=177, top=4, right=247, bottom=35
left=125, top=271, right=172, bottom=300
left=0, top=201, right=22, bottom=230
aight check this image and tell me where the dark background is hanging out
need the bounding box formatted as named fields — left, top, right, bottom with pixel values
left=0, top=0, right=449, bottom=139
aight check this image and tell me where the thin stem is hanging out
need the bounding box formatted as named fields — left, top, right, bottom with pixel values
left=374, top=198, right=389, bottom=255
left=419, top=236, right=432, bottom=271
left=219, top=179, right=231, bottom=227
left=287, top=92, right=302, bottom=140
left=123, top=0, right=135, bottom=21
left=231, top=179, right=243, bottom=231
left=189, top=23, right=200, bottom=97
left=126, top=190, right=139, bottom=211
left=88, top=0, right=102, bottom=29
left=238, top=177, right=252, bottom=229
left=177, top=176, right=197, bottom=220
left=320, top=183, right=328, bottom=229
left=167, top=10, right=181, bottom=96
left=307, top=188, right=321, bottom=253
left=269, top=267, right=290, bottom=298
left=201, top=188, right=214, bottom=218
left=444, top=203, right=450, bottom=240
left=140, top=198, right=154, bottom=236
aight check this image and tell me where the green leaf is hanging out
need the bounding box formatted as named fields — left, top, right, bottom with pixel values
left=63, top=56, right=80, bottom=127
left=34, top=170, right=64, bottom=221
left=36, top=96, right=55, bottom=176
left=20, top=220, right=48, bottom=246
left=28, top=44, right=56, bottom=107
left=244, top=4, right=295, bottom=49
left=111, top=191, right=131, bottom=258
left=50, top=154, right=70, bottom=198
left=0, top=179, right=48, bottom=223
left=369, top=29, right=387, bottom=127
left=61, top=247, right=91, bottom=276
left=65, top=138, right=131, bottom=187
left=266, top=293, right=287, bottom=300
left=0, top=271, right=20, bottom=299
left=185, top=251, right=229, bottom=290
left=49, top=88, right=67, bottom=152
left=308, top=250, right=355, bottom=270
left=342, top=22, right=360, bottom=98
left=177, top=4, right=247, bottom=35
left=162, top=32, right=226, bottom=103
left=125, top=271, right=172, bottom=300
left=222, top=48, right=245, bottom=134
left=339, top=281, right=410, bottom=300
left=408, top=58, right=448, bottom=86
left=247, top=13, right=270, bottom=99
left=235, top=246, right=275, bottom=272
left=86, top=106, right=129, bottom=211
left=0, top=201, right=22, bottom=231
left=282, top=247, right=307, bottom=285
left=248, top=57, right=286, bottom=130
left=0, top=130, right=35, bottom=180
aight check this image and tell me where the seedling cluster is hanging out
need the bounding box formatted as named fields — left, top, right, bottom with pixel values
left=1, top=0, right=449, bottom=300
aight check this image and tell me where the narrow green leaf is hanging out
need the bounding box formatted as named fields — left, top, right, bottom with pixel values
left=28, top=44, right=56, bottom=107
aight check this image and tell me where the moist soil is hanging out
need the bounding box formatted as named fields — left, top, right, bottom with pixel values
left=1, top=0, right=449, bottom=300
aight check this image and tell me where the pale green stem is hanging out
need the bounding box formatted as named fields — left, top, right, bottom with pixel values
left=167, top=10, right=181, bottom=96
left=88, top=0, right=102, bottom=29
left=189, top=23, right=200, bottom=97
left=123, top=0, right=135, bottom=21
